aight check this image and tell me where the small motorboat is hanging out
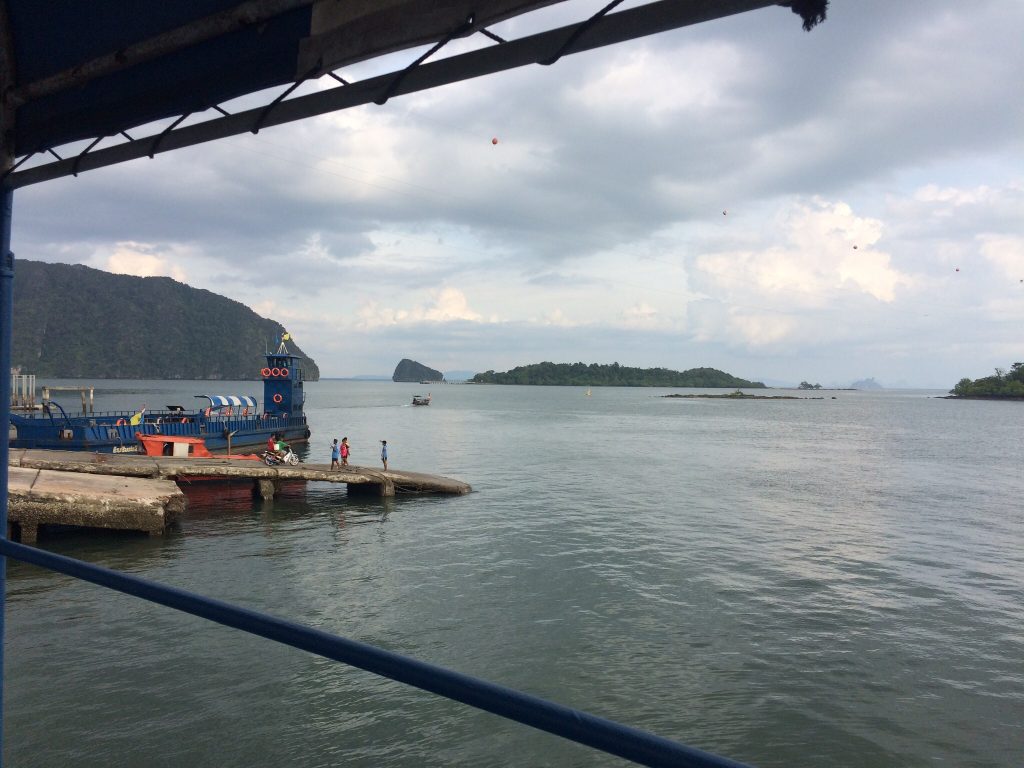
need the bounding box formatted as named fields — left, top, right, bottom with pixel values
left=411, top=393, right=432, bottom=406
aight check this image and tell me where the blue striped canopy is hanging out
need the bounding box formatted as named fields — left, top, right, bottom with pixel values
left=196, top=395, right=257, bottom=408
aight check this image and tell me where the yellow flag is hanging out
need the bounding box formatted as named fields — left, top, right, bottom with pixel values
left=282, top=332, right=291, bottom=341
left=129, top=408, right=145, bottom=426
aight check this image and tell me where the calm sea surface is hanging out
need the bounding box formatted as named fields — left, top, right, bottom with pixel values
left=5, top=381, right=1023, bottom=767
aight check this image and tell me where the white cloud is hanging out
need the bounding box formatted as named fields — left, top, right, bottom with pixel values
left=103, top=242, right=188, bottom=281
left=355, top=286, right=485, bottom=329
left=979, top=235, right=1024, bottom=280
left=694, top=199, right=905, bottom=306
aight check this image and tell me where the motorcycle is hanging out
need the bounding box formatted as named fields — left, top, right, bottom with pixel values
left=261, top=447, right=299, bottom=466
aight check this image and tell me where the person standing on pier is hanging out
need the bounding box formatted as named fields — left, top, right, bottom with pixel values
left=380, top=440, right=388, bottom=471
left=330, top=439, right=340, bottom=470
left=340, top=437, right=350, bottom=467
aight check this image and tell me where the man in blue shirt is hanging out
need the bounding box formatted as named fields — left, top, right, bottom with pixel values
left=380, top=440, right=388, bottom=471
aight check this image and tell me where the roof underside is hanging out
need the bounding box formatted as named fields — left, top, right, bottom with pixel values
left=0, top=0, right=827, bottom=185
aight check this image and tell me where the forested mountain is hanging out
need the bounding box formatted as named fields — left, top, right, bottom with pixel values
left=471, top=362, right=764, bottom=388
left=11, top=260, right=320, bottom=380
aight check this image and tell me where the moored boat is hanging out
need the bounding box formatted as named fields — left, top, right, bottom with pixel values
left=8, top=341, right=311, bottom=453
left=136, top=433, right=261, bottom=460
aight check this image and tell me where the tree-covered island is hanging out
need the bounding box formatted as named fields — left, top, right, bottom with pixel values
left=471, top=362, right=764, bottom=388
left=949, top=363, right=1024, bottom=399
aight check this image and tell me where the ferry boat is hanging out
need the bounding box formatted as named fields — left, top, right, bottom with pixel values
left=8, top=344, right=310, bottom=454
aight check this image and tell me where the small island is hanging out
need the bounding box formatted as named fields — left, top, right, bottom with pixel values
left=664, top=390, right=823, bottom=400
left=471, top=362, right=764, bottom=388
left=948, top=363, right=1024, bottom=400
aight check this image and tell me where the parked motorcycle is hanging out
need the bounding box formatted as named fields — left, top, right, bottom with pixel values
left=261, top=447, right=299, bottom=466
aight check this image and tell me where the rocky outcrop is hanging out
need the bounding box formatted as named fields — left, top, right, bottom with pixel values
left=392, top=359, right=444, bottom=383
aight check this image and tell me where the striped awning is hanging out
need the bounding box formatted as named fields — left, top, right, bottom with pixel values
left=196, top=395, right=257, bottom=408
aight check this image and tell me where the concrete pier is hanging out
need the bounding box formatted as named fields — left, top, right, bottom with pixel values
left=7, top=465, right=185, bottom=543
left=9, top=449, right=471, bottom=499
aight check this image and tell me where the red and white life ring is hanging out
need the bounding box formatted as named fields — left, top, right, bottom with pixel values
left=272, top=393, right=283, bottom=404
left=271, top=367, right=282, bottom=377
left=279, top=367, right=289, bottom=377
left=115, top=418, right=127, bottom=426
left=261, top=367, right=272, bottom=377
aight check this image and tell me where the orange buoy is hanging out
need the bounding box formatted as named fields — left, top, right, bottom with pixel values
left=491, top=137, right=498, bottom=145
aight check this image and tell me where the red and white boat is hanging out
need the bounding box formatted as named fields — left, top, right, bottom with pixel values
left=136, top=433, right=261, bottom=461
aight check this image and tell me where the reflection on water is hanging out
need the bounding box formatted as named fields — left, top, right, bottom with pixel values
left=5, top=383, right=1023, bottom=767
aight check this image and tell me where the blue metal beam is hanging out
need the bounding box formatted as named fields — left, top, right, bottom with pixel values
left=0, top=185, right=14, bottom=766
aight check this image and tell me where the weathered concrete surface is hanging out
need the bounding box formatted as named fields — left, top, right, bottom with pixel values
left=9, top=450, right=471, bottom=497
left=7, top=465, right=185, bottom=543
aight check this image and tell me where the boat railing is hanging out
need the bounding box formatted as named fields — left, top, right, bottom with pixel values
left=0, top=538, right=752, bottom=768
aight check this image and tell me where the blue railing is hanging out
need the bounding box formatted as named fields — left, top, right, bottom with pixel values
left=0, top=539, right=754, bottom=768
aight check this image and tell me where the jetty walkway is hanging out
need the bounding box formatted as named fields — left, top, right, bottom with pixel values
left=7, top=449, right=471, bottom=542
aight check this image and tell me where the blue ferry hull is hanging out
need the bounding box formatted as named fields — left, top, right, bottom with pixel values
left=9, top=410, right=309, bottom=454
left=9, top=344, right=311, bottom=454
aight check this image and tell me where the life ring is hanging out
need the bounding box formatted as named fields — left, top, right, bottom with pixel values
left=204, top=407, right=212, bottom=417
left=224, top=407, right=233, bottom=417
left=115, top=418, right=127, bottom=426
left=180, top=417, right=188, bottom=423
left=272, top=393, right=283, bottom=404
left=261, top=367, right=271, bottom=377
left=279, top=367, right=289, bottom=377
left=271, top=367, right=282, bottom=377
left=242, top=407, right=249, bottom=416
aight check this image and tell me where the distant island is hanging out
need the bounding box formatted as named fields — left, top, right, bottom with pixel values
left=851, top=377, right=883, bottom=390
left=471, top=362, right=764, bottom=388
left=11, top=259, right=320, bottom=379
left=665, top=390, right=823, bottom=400
left=393, top=359, right=444, bottom=383
left=949, top=363, right=1024, bottom=399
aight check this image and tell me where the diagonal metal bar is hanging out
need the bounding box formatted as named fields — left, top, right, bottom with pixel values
left=0, top=539, right=754, bottom=768
left=8, top=0, right=778, bottom=188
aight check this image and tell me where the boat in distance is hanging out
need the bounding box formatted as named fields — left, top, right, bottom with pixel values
left=411, top=393, right=431, bottom=406
left=8, top=342, right=311, bottom=454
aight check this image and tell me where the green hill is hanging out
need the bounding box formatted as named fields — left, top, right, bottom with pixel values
left=11, top=260, right=320, bottom=380
left=471, top=362, right=764, bottom=388
left=950, top=363, right=1024, bottom=399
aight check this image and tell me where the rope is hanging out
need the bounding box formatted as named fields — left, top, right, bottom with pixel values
left=540, top=0, right=625, bottom=66
left=374, top=14, right=476, bottom=106
left=252, top=59, right=323, bottom=134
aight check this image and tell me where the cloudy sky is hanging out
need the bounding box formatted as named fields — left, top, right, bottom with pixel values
left=12, top=0, right=1024, bottom=387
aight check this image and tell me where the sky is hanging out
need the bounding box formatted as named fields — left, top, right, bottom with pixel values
left=11, top=0, right=1024, bottom=387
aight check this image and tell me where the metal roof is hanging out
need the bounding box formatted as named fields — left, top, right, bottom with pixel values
left=0, top=0, right=826, bottom=186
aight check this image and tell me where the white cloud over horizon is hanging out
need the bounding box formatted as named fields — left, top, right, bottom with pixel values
left=10, top=0, right=1024, bottom=388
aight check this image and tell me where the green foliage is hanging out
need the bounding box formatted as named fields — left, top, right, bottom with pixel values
left=11, top=260, right=320, bottom=380
left=798, top=381, right=822, bottom=390
left=471, top=361, right=765, bottom=388
left=950, top=363, right=1024, bottom=398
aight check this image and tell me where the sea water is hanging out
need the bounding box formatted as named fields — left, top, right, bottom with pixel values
left=4, top=381, right=1023, bottom=767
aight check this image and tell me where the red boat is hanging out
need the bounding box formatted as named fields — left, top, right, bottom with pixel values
left=136, top=433, right=261, bottom=461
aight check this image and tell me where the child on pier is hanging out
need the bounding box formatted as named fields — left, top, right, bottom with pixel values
left=330, top=439, right=340, bottom=470
left=380, top=440, right=388, bottom=471
left=341, top=437, right=350, bottom=466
